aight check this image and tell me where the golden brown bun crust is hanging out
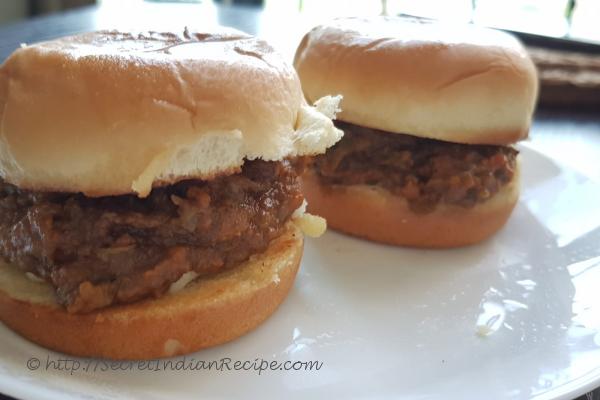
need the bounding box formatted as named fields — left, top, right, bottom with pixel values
left=294, top=17, right=539, bottom=145
left=301, top=168, right=520, bottom=248
left=0, top=222, right=303, bottom=360
left=0, top=29, right=342, bottom=197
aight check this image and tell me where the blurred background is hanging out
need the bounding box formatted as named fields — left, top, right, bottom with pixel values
left=0, top=0, right=598, bottom=109
left=0, top=0, right=598, bottom=43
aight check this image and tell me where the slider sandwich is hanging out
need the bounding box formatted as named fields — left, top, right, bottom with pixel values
left=0, top=28, right=342, bottom=359
left=294, top=17, right=538, bottom=247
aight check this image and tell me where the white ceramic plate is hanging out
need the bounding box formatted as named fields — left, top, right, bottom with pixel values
left=1, top=144, right=599, bottom=400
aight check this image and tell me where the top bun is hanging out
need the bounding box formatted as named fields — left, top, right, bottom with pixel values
left=294, top=17, right=538, bottom=145
left=0, top=28, right=342, bottom=197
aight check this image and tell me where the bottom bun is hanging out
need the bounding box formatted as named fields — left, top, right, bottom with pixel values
left=301, top=166, right=520, bottom=248
left=0, top=221, right=303, bottom=360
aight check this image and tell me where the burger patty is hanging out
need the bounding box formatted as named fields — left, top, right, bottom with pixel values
left=314, top=121, right=518, bottom=213
left=0, top=160, right=304, bottom=313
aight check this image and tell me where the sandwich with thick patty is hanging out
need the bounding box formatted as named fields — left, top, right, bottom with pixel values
left=0, top=28, right=342, bottom=359
left=294, top=17, right=538, bottom=248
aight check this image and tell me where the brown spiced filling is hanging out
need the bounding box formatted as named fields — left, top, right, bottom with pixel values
left=313, top=121, right=517, bottom=214
left=0, top=159, right=304, bottom=313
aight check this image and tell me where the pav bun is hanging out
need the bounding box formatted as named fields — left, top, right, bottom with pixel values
left=0, top=29, right=342, bottom=197
left=301, top=167, right=520, bottom=248
left=294, top=17, right=538, bottom=145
